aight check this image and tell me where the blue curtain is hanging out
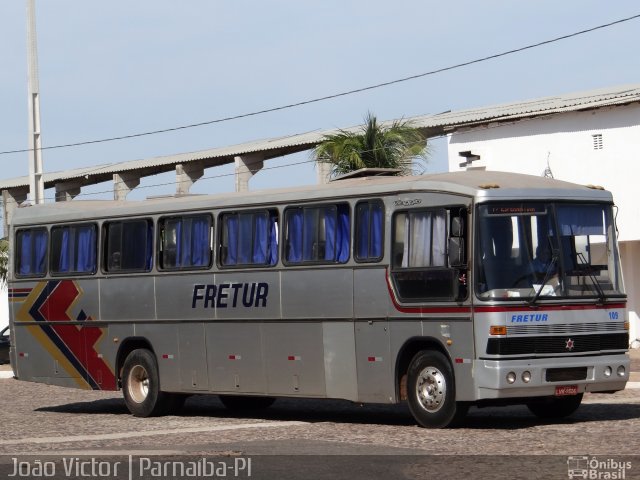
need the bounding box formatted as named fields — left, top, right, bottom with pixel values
left=253, top=214, right=268, bottom=264
left=238, top=215, right=253, bottom=264
left=370, top=203, right=383, bottom=258
left=324, top=208, right=336, bottom=261
left=76, top=226, right=96, bottom=272
left=34, top=230, right=47, bottom=274
left=19, top=231, right=32, bottom=275
left=223, top=212, right=276, bottom=266
left=18, top=229, right=48, bottom=276
left=58, top=228, right=70, bottom=272
left=190, top=217, right=209, bottom=267
left=179, top=220, right=192, bottom=267
left=302, top=209, right=317, bottom=261
left=287, top=206, right=349, bottom=263
left=287, top=210, right=303, bottom=262
left=226, top=216, right=238, bottom=265
left=336, top=205, right=350, bottom=263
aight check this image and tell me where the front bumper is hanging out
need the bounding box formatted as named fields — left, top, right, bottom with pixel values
left=475, top=353, right=629, bottom=399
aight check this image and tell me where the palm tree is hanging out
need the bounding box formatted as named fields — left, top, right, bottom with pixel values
left=0, top=238, right=7, bottom=287
left=314, top=112, right=429, bottom=179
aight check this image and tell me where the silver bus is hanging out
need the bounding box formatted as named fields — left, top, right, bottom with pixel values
left=7, top=170, right=630, bottom=428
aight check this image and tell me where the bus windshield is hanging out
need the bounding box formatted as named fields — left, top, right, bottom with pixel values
left=476, top=202, right=625, bottom=300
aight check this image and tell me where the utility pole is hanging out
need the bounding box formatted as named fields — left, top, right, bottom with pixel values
left=26, top=0, right=44, bottom=204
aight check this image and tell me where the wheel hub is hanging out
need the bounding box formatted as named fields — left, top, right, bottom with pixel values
left=416, top=366, right=446, bottom=412
left=128, top=365, right=150, bottom=404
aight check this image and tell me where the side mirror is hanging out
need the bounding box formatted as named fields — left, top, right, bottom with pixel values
left=448, top=237, right=465, bottom=267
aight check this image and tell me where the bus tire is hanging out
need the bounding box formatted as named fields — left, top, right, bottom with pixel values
left=406, top=350, right=466, bottom=428
left=527, top=393, right=583, bottom=419
left=122, top=349, right=171, bottom=417
left=219, top=395, right=276, bottom=410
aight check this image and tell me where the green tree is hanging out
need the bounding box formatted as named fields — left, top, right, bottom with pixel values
left=314, top=112, right=429, bottom=179
left=0, top=238, right=7, bottom=287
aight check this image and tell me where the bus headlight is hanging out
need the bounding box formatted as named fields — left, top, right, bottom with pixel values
left=522, top=371, right=531, bottom=383
left=506, top=372, right=517, bottom=384
left=617, top=365, right=626, bottom=377
left=604, top=367, right=612, bottom=377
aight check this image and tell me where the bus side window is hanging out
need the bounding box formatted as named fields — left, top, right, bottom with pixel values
left=15, top=228, right=48, bottom=277
left=158, top=214, right=212, bottom=270
left=354, top=200, right=384, bottom=263
left=50, top=224, right=97, bottom=275
left=284, top=204, right=350, bottom=264
left=219, top=210, right=278, bottom=268
left=104, top=219, right=153, bottom=273
left=391, top=208, right=461, bottom=302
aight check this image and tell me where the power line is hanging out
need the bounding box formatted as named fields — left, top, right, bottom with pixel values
left=1, top=12, right=638, bottom=157
left=0, top=95, right=631, bottom=206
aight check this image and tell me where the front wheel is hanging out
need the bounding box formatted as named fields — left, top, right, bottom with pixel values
left=527, top=393, right=583, bottom=419
left=406, top=350, right=467, bottom=428
left=122, top=349, right=173, bottom=417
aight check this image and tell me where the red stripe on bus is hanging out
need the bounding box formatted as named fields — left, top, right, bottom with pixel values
left=475, top=303, right=626, bottom=313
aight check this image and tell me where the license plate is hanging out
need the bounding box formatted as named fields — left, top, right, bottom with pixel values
left=555, top=385, right=579, bottom=396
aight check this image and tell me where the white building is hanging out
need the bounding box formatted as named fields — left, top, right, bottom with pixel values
left=440, top=84, right=640, bottom=346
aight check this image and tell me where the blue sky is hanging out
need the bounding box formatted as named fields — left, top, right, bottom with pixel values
left=1, top=1, right=639, bottom=201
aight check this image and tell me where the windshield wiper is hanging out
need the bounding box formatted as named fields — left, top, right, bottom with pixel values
left=576, top=252, right=606, bottom=304
left=529, top=251, right=559, bottom=306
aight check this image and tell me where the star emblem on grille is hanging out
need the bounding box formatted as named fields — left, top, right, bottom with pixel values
left=565, top=338, right=575, bottom=351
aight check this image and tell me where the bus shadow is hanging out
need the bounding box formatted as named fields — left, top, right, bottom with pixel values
left=461, top=402, right=640, bottom=430
left=36, top=398, right=129, bottom=415
left=36, top=395, right=640, bottom=429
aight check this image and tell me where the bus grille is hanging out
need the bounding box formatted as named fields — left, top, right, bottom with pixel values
left=486, top=333, right=628, bottom=356
left=506, top=322, right=623, bottom=335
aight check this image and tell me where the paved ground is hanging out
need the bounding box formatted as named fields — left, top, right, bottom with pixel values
left=1, top=350, right=638, bottom=479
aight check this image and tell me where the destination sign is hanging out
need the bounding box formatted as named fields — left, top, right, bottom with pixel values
left=487, top=204, right=546, bottom=215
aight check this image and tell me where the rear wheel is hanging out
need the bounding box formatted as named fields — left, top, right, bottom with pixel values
left=219, top=395, right=276, bottom=410
left=527, top=394, right=583, bottom=419
left=406, top=350, right=467, bottom=428
left=122, top=349, right=173, bottom=417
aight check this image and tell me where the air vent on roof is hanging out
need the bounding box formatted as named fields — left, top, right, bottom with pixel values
left=592, top=133, right=603, bottom=150
left=330, top=168, right=402, bottom=181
